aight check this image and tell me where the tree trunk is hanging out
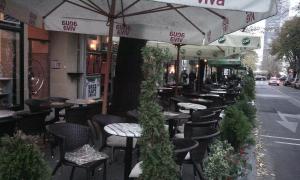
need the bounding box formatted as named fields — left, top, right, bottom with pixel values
left=111, top=37, right=147, bottom=114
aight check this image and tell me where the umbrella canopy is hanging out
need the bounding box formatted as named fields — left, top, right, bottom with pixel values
left=3, top=0, right=277, bottom=113
left=5, top=0, right=275, bottom=45
left=147, top=31, right=261, bottom=60
left=208, top=58, right=241, bottom=67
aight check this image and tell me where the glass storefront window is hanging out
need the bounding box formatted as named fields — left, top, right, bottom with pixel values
left=0, top=15, right=23, bottom=110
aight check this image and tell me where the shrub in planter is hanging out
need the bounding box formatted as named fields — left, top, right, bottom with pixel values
left=221, top=105, right=252, bottom=150
left=204, top=140, right=250, bottom=180
left=0, top=131, right=51, bottom=180
left=235, top=99, right=256, bottom=127
left=138, top=47, right=178, bottom=180
left=242, top=75, right=255, bottom=100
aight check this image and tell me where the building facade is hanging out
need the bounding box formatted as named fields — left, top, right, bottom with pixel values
left=263, top=0, right=290, bottom=63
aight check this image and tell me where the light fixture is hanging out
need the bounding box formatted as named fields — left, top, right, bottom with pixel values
left=89, top=40, right=97, bottom=50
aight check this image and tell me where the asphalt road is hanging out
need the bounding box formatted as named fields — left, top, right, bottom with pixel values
left=256, top=81, right=300, bottom=180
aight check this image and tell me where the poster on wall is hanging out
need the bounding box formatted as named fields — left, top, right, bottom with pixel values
left=85, top=76, right=100, bottom=99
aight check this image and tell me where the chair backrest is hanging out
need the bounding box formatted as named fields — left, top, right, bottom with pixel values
left=126, top=109, right=139, bottom=123
left=25, top=99, right=50, bottom=112
left=48, top=97, right=69, bottom=103
left=191, top=110, right=216, bottom=122
left=92, top=114, right=126, bottom=127
left=173, top=139, right=198, bottom=165
left=47, top=123, right=90, bottom=152
left=202, top=96, right=224, bottom=107
left=86, top=102, right=102, bottom=121
left=91, top=114, right=127, bottom=148
left=184, top=122, right=220, bottom=163
left=17, top=110, right=51, bottom=135
left=65, top=106, right=89, bottom=126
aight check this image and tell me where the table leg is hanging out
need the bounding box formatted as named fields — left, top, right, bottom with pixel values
left=54, top=108, right=60, bottom=122
left=168, top=119, right=175, bottom=139
left=124, top=137, right=133, bottom=180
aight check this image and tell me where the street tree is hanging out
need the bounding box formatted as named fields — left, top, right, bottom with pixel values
left=271, top=16, right=300, bottom=75
left=241, top=50, right=258, bottom=71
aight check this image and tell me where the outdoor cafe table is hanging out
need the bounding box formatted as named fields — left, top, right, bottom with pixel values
left=177, top=102, right=207, bottom=114
left=49, top=101, right=73, bottom=123
left=211, top=88, right=227, bottom=91
left=0, top=110, right=14, bottom=119
left=66, top=98, right=102, bottom=106
left=0, top=110, right=16, bottom=136
left=210, top=90, right=227, bottom=94
left=104, top=123, right=142, bottom=180
left=163, top=111, right=190, bottom=138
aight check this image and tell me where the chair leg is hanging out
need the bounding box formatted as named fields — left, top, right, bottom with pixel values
left=70, top=167, right=75, bottom=180
left=110, top=147, right=116, bottom=163
left=103, top=161, right=107, bottom=180
left=52, top=161, right=62, bottom=175
left=86, top=169, right=91, bottom=180
left=193, top=164, right=197, bottom=180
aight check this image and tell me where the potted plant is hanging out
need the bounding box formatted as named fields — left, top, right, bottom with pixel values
left=0, top=131, right=51, bottom=180
left=204, top=140, right=251, bottom=180
left=138, top=46, right=178, bottom=179
left=220, top=105, right=252, bottom=151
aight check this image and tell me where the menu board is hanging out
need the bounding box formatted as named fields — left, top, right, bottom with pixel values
left=85, top=76, right=101, bottom=99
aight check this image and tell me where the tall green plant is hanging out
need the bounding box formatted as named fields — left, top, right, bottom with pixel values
left=138, top=47, right=178, bottom=180
left=242, top=75, right=255, bottom=100
left=235, top=99, right=256, bottom=127
left=0, top=132, right=51, bottom=180
left=221, top=105, right=252, bottom=150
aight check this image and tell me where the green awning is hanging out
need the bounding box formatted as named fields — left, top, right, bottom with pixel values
left=208, top=58, right=241, bottom=67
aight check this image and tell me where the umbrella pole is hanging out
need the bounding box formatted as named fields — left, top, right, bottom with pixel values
left=175, top=44, right=181, bottom=95
left=102, top=0, right=116, bottom=114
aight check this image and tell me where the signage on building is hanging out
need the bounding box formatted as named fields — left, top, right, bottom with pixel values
left=242, top=37, right=250, bottom=46
left=218, top=36, right=226, bottom=44
left=85, top=77, right=100, bottom=99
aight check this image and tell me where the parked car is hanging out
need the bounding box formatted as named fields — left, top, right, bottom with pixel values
left=268, top=77, right=280, bottom=86
left=283, top=78, right=294, bottom=86
left=295, top=81, right=300, bottom=89
left=255, top=75, right=267, bottom=81
left=291, top=79, right=299, bottom=88
left=279, top=76, right=287, bottom=81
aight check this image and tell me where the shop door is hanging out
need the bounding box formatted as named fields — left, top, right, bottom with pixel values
left=29, top=40, right=49, bottom=99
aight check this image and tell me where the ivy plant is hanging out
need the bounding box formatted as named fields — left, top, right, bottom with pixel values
left=138, top=46, right=178, bottom=180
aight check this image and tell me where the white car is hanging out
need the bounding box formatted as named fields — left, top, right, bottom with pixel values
left=268, top=77, right=280, bottom=86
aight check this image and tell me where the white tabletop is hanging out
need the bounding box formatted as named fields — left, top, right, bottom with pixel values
left=0, top=110, right=14, bottom=118
left=210, top=90, right=227, bottom=94
left=66, top=99, right=102, bottom=105
left=104, top=123, right=142, bottom=138
left=177, top=102, right=207, bottom=110
left=199, top=93, right=220, bottom=97
left=211, top=88, right=226, bottom=91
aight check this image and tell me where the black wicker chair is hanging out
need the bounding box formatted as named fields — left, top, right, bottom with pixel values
left=25, top=99, right=51, bottom=112
left=91, top=114, right=137, bottom=161
left=183, top=122, right=220, bottom=179
left=129, top=138, right=198, bottom=180
left=65, top=106, right=89, bottom=126
left=47, top=123, right=108, bottom=180
left=16, top=109, right=51, bottom=136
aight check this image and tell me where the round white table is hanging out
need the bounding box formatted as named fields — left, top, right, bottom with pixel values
left=199, top=93, right=220, bottom=97
left=66, top=99, right=102, bottom=106
left=177, top=102, right=207, bottom=114
left=104, top=123, right=141, bottom=180
left=0, top=110, right=14, bottom=119
left=210, top=90, right=227, bottom=94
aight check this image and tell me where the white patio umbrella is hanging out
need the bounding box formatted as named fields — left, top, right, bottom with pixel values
left=3, top=0, right=277, bottom=113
